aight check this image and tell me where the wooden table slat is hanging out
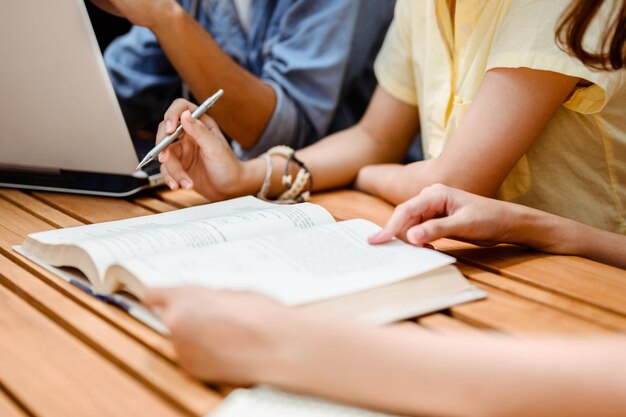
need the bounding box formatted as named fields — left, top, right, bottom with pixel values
left=132, top=196, right=180, bottom=213
left=155, top=189, right=210, bottom=208
left=0, top=285, right=186, bottom=417
left=0, top=189, right=83, bottom=229
left=0, top=388, right=30, bottom=417
left=311, top=190, right=395, bottom=227
left=417, top=313, right=483, bottom=334
left=457, top=263, right=626, bottom=330
left=451, top=283, right=609, bottom=334
left=0, top=198, right=56, bottom=237
left=0, top=255, right=220, bottom=417
left=0, top=199, right=176, bottom=361
left=440, top=242, right=626, bottom=317
left=32, top=192, right=154, bottom=223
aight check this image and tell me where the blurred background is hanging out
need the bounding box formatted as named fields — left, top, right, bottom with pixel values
left=85, top=1, right=131, bottom=51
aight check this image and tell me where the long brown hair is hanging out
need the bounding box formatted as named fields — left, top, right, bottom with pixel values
left=557, top=0, right=626, bottom=70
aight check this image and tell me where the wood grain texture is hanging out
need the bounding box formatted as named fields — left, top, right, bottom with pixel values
left=0, top=389, right=29, bottom=417
left=0, top=285, right=186, bottom=417
left=0, top=189, right=83, bottom=229
left=437, top=242, right=626, bottom=316
left=32, top=192, right=153, bottom=223
left=417, top=313, right=482, bottom=334
left=0, top=198, right=176, bottom=361
left=450, top=283, right=608, bottom=335
left=133, top=195, right=180, bottom=213
left=457, top=264, right=626, bottom=331
left=311, top=190, right=394, bottom=226
left=156, top=189, right=210, bottom=208
left=0, top=255, right=220, bottom=416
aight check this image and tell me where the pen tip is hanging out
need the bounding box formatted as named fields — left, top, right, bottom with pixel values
left=136, top=157, right=150, bottom=171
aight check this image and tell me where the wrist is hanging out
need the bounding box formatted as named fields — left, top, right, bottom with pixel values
left=355, top=164, right=410, bottom=204
left=354, top=165, right=380, bottom=195
left=255, top=311, right=333, bottom=389
left=148, top=1, right=186, bottom=33
left=508, top=205, right=577, bottom=254
left=239, top=158, right=267, bottom=197
left=250, top=311, right=307, bottom=387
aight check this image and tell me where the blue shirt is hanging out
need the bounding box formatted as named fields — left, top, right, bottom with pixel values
left=105, top=0, right=395, bottom=158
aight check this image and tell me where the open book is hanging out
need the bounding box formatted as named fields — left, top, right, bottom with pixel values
left=16, top=196, right=485, bottom=330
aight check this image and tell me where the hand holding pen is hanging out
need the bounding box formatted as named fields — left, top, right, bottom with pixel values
left=137, top=89, right=224, bottom=170
left=156, top=97, right=252, bottom=200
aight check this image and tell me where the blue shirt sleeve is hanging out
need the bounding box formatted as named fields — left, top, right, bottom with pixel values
left=237, top=0, right=358, bottom=158
left=104, top=26, right=181, bottom=134
left=238, top=0, right=394, bottom=158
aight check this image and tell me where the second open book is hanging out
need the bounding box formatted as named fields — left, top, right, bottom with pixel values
left=16, top=196, right=485, bottom=330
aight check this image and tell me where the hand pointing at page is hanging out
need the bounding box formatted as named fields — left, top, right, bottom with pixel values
left=369, top=184, right=626, bottom=269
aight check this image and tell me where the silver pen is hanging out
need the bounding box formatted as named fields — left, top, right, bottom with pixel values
left=136, top=89, right=224, bottom=171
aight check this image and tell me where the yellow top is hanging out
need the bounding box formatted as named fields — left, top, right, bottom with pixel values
left=374, top=0, right=626, bottom=234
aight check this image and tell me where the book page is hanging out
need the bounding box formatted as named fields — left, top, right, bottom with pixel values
left=110, top=219, right=455, bottom=305
left=24, top=196, right=335, bottom=282
left=30, top=196, right=298, bottom=244
left=211, top=387, right=397, bottom=417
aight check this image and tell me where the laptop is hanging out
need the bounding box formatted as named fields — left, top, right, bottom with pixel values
left=0, top=0, right=164, bottom=197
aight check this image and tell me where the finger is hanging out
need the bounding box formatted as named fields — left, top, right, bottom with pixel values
left=160, top=164, right=180, bottom=190
left=367, top=197, right=434, bottom=244
left=155, top=122, right=173, bottom=162
left=369, top=185, right=451, bottom=245
left=156, top=121, right=167, bottom=145
left=158, top=139, right=184, bottom=163
left=180, top=111, right=222, bottom=155
left=180, top=133, right=196, bottom=163
left=162, top=154, right=194, bottom=190
left=160, top=140, right=185, bottom=184
left=405, top=214, right=467, bottom=246
left=163, top=99, right=199, bottom=135
left=197, top=113, right=221, bottom=134
left=368, top=204, right=414, bottom=244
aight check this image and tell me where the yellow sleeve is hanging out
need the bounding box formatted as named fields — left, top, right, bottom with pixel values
left=486, top=0, right=625, bottom=114
left=373, top=0, right=418, bottom=106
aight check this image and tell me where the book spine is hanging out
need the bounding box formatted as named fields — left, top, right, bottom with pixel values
left=69, top=279, right=130, bottom=312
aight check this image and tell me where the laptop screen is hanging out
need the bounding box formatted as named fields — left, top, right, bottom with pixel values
left=0, top=0, right=140, bottom=175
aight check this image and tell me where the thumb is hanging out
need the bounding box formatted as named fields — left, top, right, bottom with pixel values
left=406, top=215, right=466, bottom=246
left=142, top=287, right=176, bottom=308
left=180, top=111, right=216, bottom=155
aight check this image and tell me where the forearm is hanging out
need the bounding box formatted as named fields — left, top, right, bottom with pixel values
left=90, top=0, right=123, bottom=16
left=263, top=316, right=626, bottom=417
left=299, top=124, right=408, bottom=191
left=511, top=206, right=626, bottom=269
left=151, top=7, right=275, bottom=147
left=356, top=160, right=441, bottom=205
left=577, top=226, right=626, bottom=269
left=239, top=122, right=405, bottom=198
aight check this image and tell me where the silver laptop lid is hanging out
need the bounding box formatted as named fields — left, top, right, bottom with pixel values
left=0, top=0, right=140, bottom=175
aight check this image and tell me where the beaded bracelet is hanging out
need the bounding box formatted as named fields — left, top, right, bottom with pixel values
left=256, top=146, right=313, bottom=204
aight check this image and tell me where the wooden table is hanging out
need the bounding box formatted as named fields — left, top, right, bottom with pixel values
left=0, top=187, right=625, bottom=417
